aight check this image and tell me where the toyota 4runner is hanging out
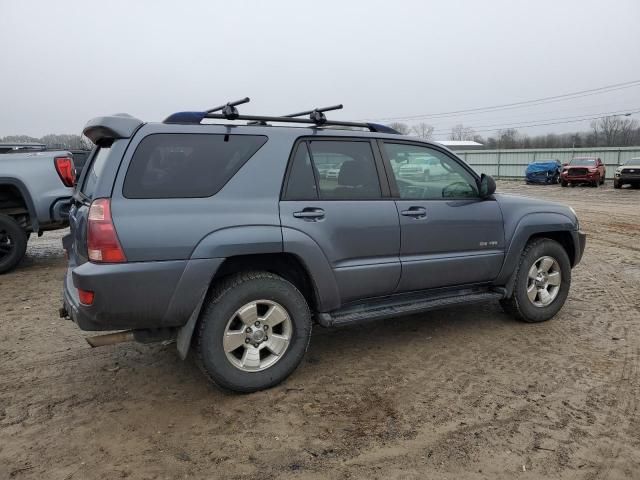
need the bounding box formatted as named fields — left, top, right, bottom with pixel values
left=61, top=99, right=586, bottom=393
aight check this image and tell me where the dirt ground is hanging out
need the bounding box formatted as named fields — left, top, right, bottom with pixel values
left=1, top=180, right=639, bottom=479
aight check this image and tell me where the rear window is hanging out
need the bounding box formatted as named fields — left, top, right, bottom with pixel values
left=81, top=147, right=111, bottom=199
left=123, top=133, right=267, bottom=199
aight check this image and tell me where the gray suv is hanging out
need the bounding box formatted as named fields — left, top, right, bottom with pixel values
left=61, top=100, right=586, bottom=393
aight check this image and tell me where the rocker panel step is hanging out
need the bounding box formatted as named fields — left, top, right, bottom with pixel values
left=318, top=291, right=503, bottom=327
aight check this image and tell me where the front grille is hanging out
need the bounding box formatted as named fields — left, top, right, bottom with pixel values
left=621, top=168, right=640, bottom=177
left=568, top=168, right=588, bottom=176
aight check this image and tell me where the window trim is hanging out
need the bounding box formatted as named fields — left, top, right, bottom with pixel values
left=280, top=136, right=391, bottom=201
left=121, top=132, right=268, bottom=200
left=377, top=139, right=482, bottom=201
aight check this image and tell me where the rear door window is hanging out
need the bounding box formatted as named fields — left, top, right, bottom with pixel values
left=81, top=147, right=111, bottom=200
left=308, top=140, right=382, bottom=200
left=123, top=133, right=267, bottom=199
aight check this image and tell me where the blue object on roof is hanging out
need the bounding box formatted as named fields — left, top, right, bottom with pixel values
left=367, top=123, right=400, bottom=134
left=163, top=111, right=207, bottom=124
left=525, top=160, right=561, bottom=184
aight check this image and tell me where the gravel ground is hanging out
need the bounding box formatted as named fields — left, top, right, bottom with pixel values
left=1, top=180, right=639, bottom=479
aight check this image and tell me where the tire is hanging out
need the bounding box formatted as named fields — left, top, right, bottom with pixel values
left=0, top=214, right=28, bottom=274
left=500, top=238, right=571, bottom=323
left=600, top=175, right=605, bottom=185
left=614, top=180, right=621, bottom=189
left=560, top=180, right=568, bottom=187
left=552, top=174, right=559, bottom=184
left=197, top=271, right=312, bottom=393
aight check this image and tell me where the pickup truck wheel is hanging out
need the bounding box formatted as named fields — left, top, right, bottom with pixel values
left=500, top=238, right=571, bottom=323
left=560, top=180, right=568, bottom=187
left=197, top=271, right=312, bottom=393
left=0, top=214, right=28, bottom=274
left=614, top=180, right=621, bottom=189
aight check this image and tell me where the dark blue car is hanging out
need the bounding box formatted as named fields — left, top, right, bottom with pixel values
left=525, top=158, right=561, bottom=184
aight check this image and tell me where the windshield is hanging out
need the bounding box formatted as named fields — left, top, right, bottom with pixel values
left=569, top=158, right=596, bottom=166
left=624, top=158, right=640, bottom=166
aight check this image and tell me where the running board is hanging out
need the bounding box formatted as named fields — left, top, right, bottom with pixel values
left=316, top=291, right=504, bottom=328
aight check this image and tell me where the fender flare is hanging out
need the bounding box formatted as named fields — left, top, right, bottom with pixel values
left=0, top=177, right=39, bottom=232
left=494, top=211, right=577, bottom=291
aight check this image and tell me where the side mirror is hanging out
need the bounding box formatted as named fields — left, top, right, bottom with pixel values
left=479, top=174, right=496, bottom=198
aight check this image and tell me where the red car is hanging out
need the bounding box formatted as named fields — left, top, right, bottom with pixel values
left=560, top=157, right=606, bottom=187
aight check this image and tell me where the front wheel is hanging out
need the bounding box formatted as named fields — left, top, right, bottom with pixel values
left=197, top=271, right=312, bottom=393
left=614, top=180, right=622, bottom=189
left=500, top=238, right=571, bottom=323
left=560, top=180, right=568, bottom=187
left=0, top=214, right=28, bottom=274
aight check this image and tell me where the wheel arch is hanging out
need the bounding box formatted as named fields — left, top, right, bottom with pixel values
left=495, top=212, right=579, bottom=295
left=176, top=252, right=321, bottom=360
left=0, top=178, right=38, bottom=232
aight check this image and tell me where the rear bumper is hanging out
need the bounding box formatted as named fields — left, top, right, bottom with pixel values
left=50, top=197, right=72, bottom=222
left=63, top=257, right=223, bottom=331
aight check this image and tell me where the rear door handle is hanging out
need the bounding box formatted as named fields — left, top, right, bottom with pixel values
left=293, top=208, right=325, bottom=221
left=400, top=206, right=427, bottom=218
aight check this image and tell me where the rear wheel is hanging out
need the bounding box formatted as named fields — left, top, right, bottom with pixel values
left=0, top=214, right=28, bottom=274
left=197, top=271, right=312, bottom=393
left=500, top=238, right=571, bottom=323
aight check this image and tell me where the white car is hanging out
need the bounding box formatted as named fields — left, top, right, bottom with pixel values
left=397, top=156, right=447, bottom=182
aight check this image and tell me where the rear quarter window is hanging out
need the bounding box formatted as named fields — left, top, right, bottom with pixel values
left=81, top=147, right=111, bottom=199
left=123, top=133, right=268, bottom=199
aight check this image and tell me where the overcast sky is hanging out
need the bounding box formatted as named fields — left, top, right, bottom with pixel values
left=1, top=0, right=639, bottom=139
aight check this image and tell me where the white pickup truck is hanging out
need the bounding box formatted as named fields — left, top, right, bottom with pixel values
left=0, top=143, right=78, bottom=273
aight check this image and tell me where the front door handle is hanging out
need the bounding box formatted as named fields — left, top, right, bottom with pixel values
left=400, top=206, right=427, bottom=219
left=293, top=208, right=325, bottom=221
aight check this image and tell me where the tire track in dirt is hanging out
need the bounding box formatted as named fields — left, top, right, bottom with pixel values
left=579, top=258, right=640, bottom=479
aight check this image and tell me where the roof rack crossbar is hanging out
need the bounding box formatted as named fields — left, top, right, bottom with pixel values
left=206, top=97, right=251, bottom=119
left=284, top=104, right=343, bottom=125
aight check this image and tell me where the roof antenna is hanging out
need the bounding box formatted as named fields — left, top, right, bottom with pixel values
left=206, top=97, right=250, bottom=120
left=285, top=104, right=343, bottom=125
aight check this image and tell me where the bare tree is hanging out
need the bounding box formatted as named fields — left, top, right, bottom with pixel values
left=411, top=122, right=434, bottom=140
left=450, top=124, right=475, bottom=141
left=590, top=115, right=634, bottom=146
left=619, top=118, right=638, bottom=146
left=388, top=122, right=412, bottom=135
left=496, top=128, right=519, bottom=149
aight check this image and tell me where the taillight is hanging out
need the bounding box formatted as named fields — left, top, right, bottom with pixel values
left=55, top=156, right=76, bottom=187
left=87, top=198, right=126, bottom=263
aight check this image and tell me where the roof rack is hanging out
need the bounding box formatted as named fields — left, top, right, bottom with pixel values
left=163, top=97, right=399, bottom=134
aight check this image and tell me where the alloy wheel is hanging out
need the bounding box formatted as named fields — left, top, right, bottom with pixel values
left=526, top=256, right=561, bottom=307
left=222, top=300, right=293, bottom=372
